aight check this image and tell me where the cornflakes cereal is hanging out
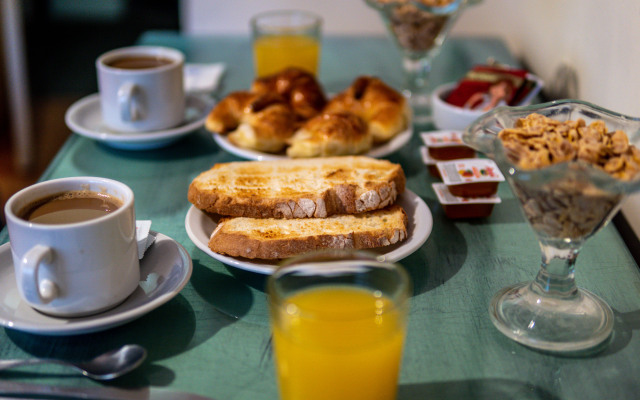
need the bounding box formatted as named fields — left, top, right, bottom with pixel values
left=373, top=0, right=456, bottom=52
left=499, top=113, right=640, bottom=180
left=497, top=113, right=636, bottom=239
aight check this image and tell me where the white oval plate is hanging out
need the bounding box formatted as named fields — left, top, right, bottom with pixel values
left=185, top=189, right=432, bottom=274
left=212, top=122, right=413, bottom=161
left=0, top=232, right=192, bottom=335
left=65, top=93, right=214, bottom=150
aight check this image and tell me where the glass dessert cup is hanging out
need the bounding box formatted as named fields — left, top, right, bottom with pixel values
left=464, top=100, right=640, bottom=352
left=364, top=0, right=469, bottom=122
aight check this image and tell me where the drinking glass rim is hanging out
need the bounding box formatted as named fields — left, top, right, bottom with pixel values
left=364, top=0, right=466, bottom=15
left=250, top=9, right=322, bottom=32
left=267, top=250, right=412, bottom=320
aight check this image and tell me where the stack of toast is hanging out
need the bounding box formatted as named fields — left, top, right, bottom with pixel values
left=188, top=156, right=409, bottom=260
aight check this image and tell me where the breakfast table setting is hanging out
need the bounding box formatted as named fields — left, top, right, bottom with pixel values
left=2, top=2, right=640, bottom=399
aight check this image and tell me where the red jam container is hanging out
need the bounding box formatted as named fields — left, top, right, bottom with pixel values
left=432, top=183, right=501, bottom=219
left=420, top=131, right=476, bottom=161
left=420, top=146, right=440, bottom=178
left=436, top=158, right=505, bottom=197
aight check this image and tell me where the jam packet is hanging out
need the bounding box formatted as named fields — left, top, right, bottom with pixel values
left=420, top=130, right=476, bottom=160
left=436, top=158, right=505, bottom=197
left=420, top=146, right=440, bottom=178
left=432, top=183, right=501, bottom=219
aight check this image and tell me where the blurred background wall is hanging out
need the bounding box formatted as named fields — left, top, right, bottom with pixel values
left=182, top=0, right=640, bottom=117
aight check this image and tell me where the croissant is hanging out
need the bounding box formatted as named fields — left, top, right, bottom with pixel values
left=206, top=91, right=297, bottom=153
left=205, top=91, right=256, bottom=134
left=325, top=76, right=409, bottom=143
left=252, top=67, right=327, bottom=121
left=286, top=111, right=372, bottom=158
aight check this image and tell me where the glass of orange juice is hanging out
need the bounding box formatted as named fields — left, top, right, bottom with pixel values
left=251, top=10, right=322, bottom=77
left=267, top=250, right=412, bottom=400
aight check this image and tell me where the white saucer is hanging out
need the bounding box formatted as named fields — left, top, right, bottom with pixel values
left=0, top=232, right=192, bottom=336
left=212, top=121, right=413, bottom=161
left=185, top=189, right=433, bottom=274
left=65, top=94, right=214, bottom=150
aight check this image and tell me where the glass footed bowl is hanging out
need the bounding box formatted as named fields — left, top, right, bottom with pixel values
left=464, top=99, right=640, bottom=353
left=364, top=0, right=470, bottom=120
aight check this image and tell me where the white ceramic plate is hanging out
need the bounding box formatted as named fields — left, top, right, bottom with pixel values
left=65, top=94, right=214, bottom=150
left=212, top=122, right=413, bottom=161
left=185, top=189, right=432, bottom=274
left=0, top=232, right=192, bottom=335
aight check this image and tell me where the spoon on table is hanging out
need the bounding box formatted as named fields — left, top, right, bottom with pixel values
left=0, top=344, right=147, bottom=380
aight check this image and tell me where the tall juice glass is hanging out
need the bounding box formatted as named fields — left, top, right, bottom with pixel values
left=267, top=250, right=412, bottom=400
left=251, top=10, right=322, bottom=77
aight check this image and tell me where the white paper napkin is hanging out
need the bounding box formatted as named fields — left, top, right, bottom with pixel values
left=184, top=63, right=226, bottom=94
left=136, top=220, right=155, bottom=259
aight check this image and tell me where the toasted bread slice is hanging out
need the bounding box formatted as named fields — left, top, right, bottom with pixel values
left=208, top=204, right=408, bottom=259
left=188, top=156, right=405, bottom=219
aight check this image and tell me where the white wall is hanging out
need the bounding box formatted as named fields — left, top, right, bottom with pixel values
left=454, top=0, right=640, bottom=117
left=182, top=0, right=640, bottom=237
left=181, top=0, right=385, bottom=36
left=182, top=0, right=640, bottom=115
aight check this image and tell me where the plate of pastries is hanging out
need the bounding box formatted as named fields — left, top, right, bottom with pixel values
left=205, top=67, right=412, bottom=159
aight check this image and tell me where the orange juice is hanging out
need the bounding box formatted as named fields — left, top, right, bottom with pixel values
left=253, top=35, right=320, bottom=77
left=270, top=285, right=408, bottom=400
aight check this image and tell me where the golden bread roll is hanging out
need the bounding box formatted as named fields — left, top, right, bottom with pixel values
left=206, top=91, right=297, bottom=153
left=252, top=67, right=327, bottom=121
left=325, top=76, right=409, bottom=143
left=286, top=111, right=373, bottom=158
left=205, top=91, right=256, bottom=134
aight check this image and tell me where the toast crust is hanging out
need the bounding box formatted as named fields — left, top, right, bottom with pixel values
left=208, top=204, right=408, bottom=259
left=188, top=156, right=406, bottom=219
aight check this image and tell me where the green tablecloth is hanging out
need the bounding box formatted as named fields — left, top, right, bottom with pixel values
left=1, top=32, right=639, bottom=399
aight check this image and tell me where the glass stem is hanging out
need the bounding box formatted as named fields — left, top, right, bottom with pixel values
left=530, top=244, right=580, bottom=299
left=403, top=56, right=431, bottom=104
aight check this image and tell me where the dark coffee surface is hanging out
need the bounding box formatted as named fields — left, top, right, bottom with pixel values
left=21, top=191, right=122, bottom=225
left=106, top=55, right=173, bottom=70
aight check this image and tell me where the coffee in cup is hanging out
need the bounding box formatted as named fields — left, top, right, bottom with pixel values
left=4, top=177, right=140, bottom=317
left=20, top=190, right=122, bottom=225
left=105, top=55, right=174, bottom=70
left=96, top=46, right=185, bottom=132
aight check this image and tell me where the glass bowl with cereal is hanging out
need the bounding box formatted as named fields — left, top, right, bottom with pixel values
left=464, top=99, right=640, bottom=353
left=364, top=0, right=471, bottom=121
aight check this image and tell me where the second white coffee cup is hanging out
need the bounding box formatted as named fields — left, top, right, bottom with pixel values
left=97, top=45, right=185, bottom=132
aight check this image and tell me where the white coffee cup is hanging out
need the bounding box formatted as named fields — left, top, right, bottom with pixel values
left=4, top=177, right=140, bottom=317
left=96, top=46, right=185, bottom=132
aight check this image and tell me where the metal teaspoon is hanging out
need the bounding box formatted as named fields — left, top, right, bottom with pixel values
left=0, top=344, right=147, bottom=380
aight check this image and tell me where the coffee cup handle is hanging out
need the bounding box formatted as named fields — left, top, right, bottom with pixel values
left=117, top=82, right=142, bottom=122
left=20, top=245, right=59, bottom=304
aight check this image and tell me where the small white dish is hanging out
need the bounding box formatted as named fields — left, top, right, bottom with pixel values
left=431, top=83, right=487, bottom=131
left=185, top=189, right=433, bottom=274
left=212, top=121, right=413, bottom=161
left=431, top=75, right=543, bottom=131
left=0, top=231, right=192, bottom=336
left=65, top=94, right=214, bottom=150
